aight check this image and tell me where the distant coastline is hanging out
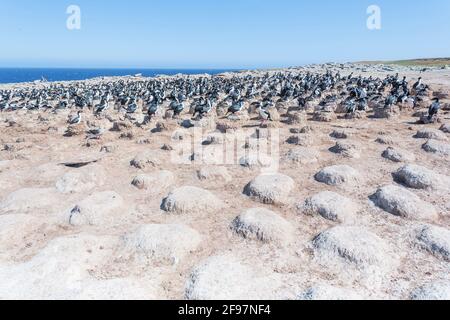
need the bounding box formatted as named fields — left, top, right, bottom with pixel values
left=2, top=58, right=449, bottom=86
left=0, top=68, right=238, bottom=85
left=355, top=57, right=450, bottom=67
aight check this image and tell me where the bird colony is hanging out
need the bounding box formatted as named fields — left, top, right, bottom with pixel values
left=0, top=63, right=449, bottom=300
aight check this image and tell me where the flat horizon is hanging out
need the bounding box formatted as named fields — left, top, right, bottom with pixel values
left=2, top=57, right=449, bottom=70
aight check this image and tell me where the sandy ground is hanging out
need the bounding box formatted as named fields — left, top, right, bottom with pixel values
left=0, top=64, right=449, bottom=300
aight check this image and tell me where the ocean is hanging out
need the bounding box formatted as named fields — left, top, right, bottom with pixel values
left=0, top=68, right=237, bottom=84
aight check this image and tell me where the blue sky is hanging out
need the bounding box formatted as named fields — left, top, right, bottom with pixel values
left=0, top=0, right=449, bottom=68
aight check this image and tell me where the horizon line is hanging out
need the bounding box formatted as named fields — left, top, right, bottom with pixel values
left=1, top=57, right=448, bottom=70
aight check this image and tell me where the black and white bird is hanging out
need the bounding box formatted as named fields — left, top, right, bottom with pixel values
left=413, top=77, right=423, bottom=90
left=226, top=99, right=245, bottom=115
left=146, top=99, right=160, bottom=121
left=1, top=103, right=10, bottom=112
left=428, top=98, right=440, bottom=120
left=0, top=99, right=9, bottom=112
left=384, top=94, right=397, bottom=109
left=169, top=97, right=185, bottom=117
left=68, top=111, right=82, bottom=125
left=397, top=91, right=410, bottom=104
left=125, top=98, right=138, bottom=114
left=192, top=98, right=212, bottom=119
left=345, top=99, right=356, bottom=114
left=94, top=98, right=109, bottom=115
left=55, top=100, right=68, bottom=111
left=257, top=104, right=273, bottom=125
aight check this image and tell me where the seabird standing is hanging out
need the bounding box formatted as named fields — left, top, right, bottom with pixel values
left=428, top=98, right=440, bottom=120
left=94, top=98, right=109, bottom=115
left=68, top=111, right=82, bottom=125
left=257, top=104, right=273, bottom=125
left=169, top=97, right=185, bottom=118
left=146, top=98, right=160, bottom=121
left=226, top=99, right=245, bottom=115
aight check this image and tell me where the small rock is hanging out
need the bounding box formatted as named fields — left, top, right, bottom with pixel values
left=239, top=154, right=274, bottom=169
left=286, top=134, right=314, bottom=146
left=180, top=119, right=195, bottom=129
left=284, top=148, right=319, bottom=165
left=161, top=144, right=173, bottom=151
left=161, top=186, right=224, bottom=215
left=419, top=114, right=442, bottom=124
left=415, top=224, right=450, bottom=261
left=122, top=224, right=202, bottom=265
left=313, top=226, right=395, bottom=269
left=329, top=141, right=361, bottom=159
left=112, top=121, right=132, bottom=132
left=375, top=136, right=395, bottom=145
left=163, top=110, right=175, bottom=120
left=244, top=173, right=295, bottom=205
left=130, top=151, right=161, bottom=169
left=422, top=139, right=450, bottom=156
left=344, top=110, right=365, bottom=119
left=300, top=126, right=314, bottom=133
left=131, top=171, right=175, bottom=191
left=414, top=129, right=448, bottom=141
left=154, top=121, right=170, bottom=132
left=313, top=111, right=336, bottom=122
left=287, top=112, right=307, bottom=125
left=203, top=132, right=226, bottom=145
left=382, top=147, right=416, bottom=163
left=393, top=164, right=450, bottom=191
left=370, top=185, right=438, bottom=221
left=64, top=125, right=85, bottom=137
left=119, top=132, right=134, bottom=140
left=216, top=121, right=239, bottom=133
left=196, top=166, right=232, bottom=183
left=315, top=165, right=360, bottom=186
left=330, top=130, right=350, bottom=139
left=373, top=106, right=400, bottom=119
left=300, top=191, right=358, bottom=223
left=231, top=208, right=294, bottom=245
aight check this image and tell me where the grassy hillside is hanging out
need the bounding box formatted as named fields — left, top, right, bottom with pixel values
left=357, top=58, right=450, bottom=67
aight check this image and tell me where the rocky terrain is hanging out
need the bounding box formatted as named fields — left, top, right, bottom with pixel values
left=0, top=63, right=449, bottom=300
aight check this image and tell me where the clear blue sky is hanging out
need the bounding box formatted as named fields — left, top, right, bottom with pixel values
left=1, top=0, right=449, bottom=68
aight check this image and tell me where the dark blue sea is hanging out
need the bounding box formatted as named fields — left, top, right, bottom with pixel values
left=0, top=68, right=236, bottom=84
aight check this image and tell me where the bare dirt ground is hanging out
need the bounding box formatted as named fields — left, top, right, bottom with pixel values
left=0, top=65, right=449, bottom=300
